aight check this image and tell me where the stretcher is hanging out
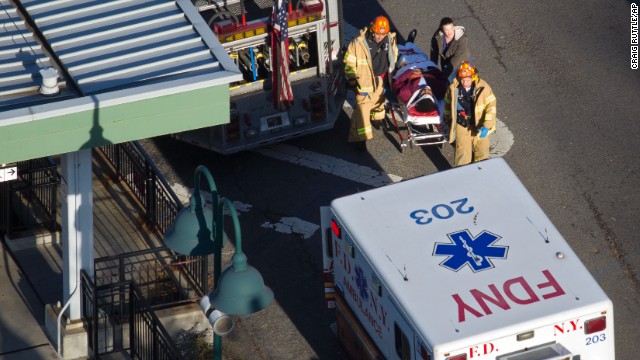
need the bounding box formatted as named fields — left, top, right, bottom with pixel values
left=386, top=43, right=448, bottom=152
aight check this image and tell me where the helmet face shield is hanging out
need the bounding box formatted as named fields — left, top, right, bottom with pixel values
left=458, top=69, right=474, bottom=78
left=371, top=16, right=390, bottom=34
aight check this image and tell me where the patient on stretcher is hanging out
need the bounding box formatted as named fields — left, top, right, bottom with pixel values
left=391, top=43, right=448, bottom=118
left=385, top=42, right=449, bottom=146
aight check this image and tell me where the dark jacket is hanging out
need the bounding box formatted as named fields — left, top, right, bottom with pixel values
left=429, top=26, right=470, bottom=77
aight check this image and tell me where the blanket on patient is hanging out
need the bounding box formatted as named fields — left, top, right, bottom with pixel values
left=392, top=43, right=448, bottom=104
left=394, top=43, right=438, bottom=79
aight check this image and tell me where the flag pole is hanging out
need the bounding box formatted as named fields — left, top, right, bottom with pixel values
left=241, top=0, right=246, bottom=26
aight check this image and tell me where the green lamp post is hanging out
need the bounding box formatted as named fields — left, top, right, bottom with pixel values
left=163, top=165, right=274, bottom=360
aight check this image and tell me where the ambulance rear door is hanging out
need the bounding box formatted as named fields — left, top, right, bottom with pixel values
left=321, top=206, right=336, bottom=309
left=387, top=300, right=434, bottom=360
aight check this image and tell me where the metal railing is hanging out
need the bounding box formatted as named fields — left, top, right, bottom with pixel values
left=95, top=142, right=210, bottom=296
left=94, top=246, right=208, bottom=309
left=81, top=270, right=185, bottom=359
left=0, top=157, right=59, bottom=237
left=81, top=270, right=98, bottom=355
left=96, top=142, right=183, bottom=236
left=90, top=142, right=214, bottom=357
left=130, top=283, right=186, bottom=360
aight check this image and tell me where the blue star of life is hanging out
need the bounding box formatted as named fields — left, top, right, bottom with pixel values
left=433, top=230, right=508, bottom=273
left=354, top=265, right=369, bottom=301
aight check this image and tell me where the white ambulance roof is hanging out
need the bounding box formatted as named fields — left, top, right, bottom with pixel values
left=330, top=158, right=610, bottom=348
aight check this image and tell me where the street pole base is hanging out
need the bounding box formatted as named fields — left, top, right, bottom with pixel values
left=44, top=303, right=88, bottom=359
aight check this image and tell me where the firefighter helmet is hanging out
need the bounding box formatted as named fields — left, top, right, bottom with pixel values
left=457, top=61, right=477, bottom=78
left=371, top=16, right=390, bottom=35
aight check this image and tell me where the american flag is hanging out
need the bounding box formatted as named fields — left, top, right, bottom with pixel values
left=271, top=0, right=293, bottom=110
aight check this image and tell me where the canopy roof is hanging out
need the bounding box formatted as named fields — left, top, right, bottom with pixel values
left=0, top=0, right=241, bottom=164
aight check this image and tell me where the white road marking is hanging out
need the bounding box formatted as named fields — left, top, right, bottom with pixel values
left=253, top=144, right=403, bottom=187
left=246, top=118, right=512, bottom=238
left=261, top=217, right=320, bottom=240
left=170, top=183, right=252, bottom=214
left=171, top=183, right=320, bottom=240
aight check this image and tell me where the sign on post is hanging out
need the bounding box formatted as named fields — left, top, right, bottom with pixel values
left=0, top=166, right=18, bottom=182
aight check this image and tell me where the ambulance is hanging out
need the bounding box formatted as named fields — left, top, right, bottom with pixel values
left=320, top=158, right=614, bottom=360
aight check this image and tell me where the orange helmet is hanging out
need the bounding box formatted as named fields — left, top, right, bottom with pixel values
left=457, top=61, right=477, bottom=78
left=371, top=16, right=390, bottom=35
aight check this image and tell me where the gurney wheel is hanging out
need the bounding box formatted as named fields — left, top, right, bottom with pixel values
left=400, top=140, right=408, bottom=153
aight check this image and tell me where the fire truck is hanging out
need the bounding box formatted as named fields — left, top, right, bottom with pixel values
left=173, top=0, right=346, bottom=154
left=321, top=158, right=614, bottom=360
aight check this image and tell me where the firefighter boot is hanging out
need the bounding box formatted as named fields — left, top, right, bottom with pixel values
left=370, top=110, right=386, bottom=130
left=354, top=140, right=368, bottom=152
left=407, top=29, right=417, bottom=43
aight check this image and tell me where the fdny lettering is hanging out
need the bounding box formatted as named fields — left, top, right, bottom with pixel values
left=334, top=242, right=351, bottom=275
left=553, top=318, right=582, bottom=336
left=343, top=275, right=388, bottom=338
left=335, top=242, right=388, bottom=338
left=469, top=342, right=497, bottom=358
left=453, top=270, right=566, bottom=322
left=369, top=291, right=388, bottom=326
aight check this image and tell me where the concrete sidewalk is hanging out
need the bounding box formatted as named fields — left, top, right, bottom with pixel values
left=0, top=240, right=61, bottom=360
left=0, top=153, right=148, bottom=360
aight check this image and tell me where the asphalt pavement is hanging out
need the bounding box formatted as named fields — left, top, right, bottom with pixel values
left=4, top=1, right=636, bottom=360
left=141, top=1, right=640, bottom=359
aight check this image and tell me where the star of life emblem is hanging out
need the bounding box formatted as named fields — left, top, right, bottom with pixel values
left=433, top=230, right=508, bottom=273
left=354, top=264, right=369, bottom=301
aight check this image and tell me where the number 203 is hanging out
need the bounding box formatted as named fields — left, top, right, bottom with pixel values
left=409, top=198, right=474, bottom=225
left=586, top=333, right=606, bottom=345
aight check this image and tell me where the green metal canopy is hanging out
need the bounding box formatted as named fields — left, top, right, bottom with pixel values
left=0, top=0, right=242, bottom=164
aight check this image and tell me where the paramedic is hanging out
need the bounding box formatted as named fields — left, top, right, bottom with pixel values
left=344, top=15, right=398, bottom=150
left=430, top=17, right=470, bottom=81
left=444, top=61, right=496, bottom=166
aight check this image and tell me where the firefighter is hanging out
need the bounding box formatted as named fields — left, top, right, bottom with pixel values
left=444, top=61, right=497, bottom=166
left=344, top=15, right=398, bottom=150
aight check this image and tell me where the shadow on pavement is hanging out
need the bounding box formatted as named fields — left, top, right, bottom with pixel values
left=0, top=240, right=61, bottom=359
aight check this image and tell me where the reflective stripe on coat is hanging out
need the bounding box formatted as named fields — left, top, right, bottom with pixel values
left=444, top=78, right=497, bottom=144
left=344, top=28, right=398, bottom=93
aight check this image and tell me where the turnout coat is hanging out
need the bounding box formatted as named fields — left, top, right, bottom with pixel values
left=344, top=28, right=398, bottom=93
left=444, top=77, right=497, bottom=143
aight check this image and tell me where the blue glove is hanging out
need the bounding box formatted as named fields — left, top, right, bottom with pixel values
left=358, top=92, right=369, bottom=96
left=479, top=127, right=489, bottom=138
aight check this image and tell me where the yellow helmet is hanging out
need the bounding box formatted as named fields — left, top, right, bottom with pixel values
left=371, top=16, right=390, bottom=35
left=457, top=61, right=477, bottom=78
